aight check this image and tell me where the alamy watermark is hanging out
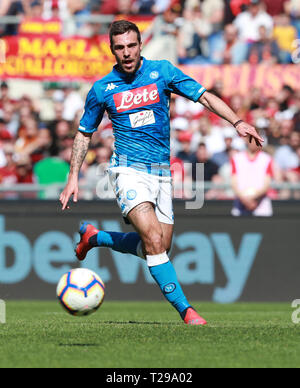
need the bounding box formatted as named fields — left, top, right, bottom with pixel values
left=93, top=157, right=205, bottom=210
left=291, top=300, right=300, bottom=324
left=0, top=300, right=6, bottom=324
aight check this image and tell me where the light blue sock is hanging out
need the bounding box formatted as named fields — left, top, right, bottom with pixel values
left=92, top=231, right=142, bottom=257
left=149, top=260, right=191, bottom=316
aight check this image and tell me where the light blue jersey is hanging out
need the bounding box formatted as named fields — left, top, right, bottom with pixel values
left=79, top=58, right=206, bottom=175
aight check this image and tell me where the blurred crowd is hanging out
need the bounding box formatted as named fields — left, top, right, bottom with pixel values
left=1, top=0, right=300, bottom=65
left=0, top=0, right=300, bottom=202
left=0, top=78, right=300, bottom=202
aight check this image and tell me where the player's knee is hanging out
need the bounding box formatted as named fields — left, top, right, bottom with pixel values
left=142, top=230, right=164, bottom=255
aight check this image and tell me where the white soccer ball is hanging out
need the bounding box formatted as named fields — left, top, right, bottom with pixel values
left=56, top=268, right=105, bottom=316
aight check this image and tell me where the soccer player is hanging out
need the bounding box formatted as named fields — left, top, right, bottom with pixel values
left=60, top=20, right=263, bottom=325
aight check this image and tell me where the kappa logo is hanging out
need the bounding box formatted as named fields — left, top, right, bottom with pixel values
left=105, top=83, right=119, bottom=92
left=113, top=84, right=160, bottom=113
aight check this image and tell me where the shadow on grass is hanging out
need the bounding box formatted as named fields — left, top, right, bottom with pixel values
left=102, top=321, right=181, bottom=325
left=63, top=320, right=178, bottom=325
left=59, top=343, right=100, bottom=347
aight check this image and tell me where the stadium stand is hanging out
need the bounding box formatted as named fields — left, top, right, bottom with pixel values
left=0, top=0, right=299, bottom=200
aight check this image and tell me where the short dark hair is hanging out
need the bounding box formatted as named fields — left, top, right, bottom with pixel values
left=109, top=20, right=141, bottom=47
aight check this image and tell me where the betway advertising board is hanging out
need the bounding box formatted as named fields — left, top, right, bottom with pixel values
left=0, top=201, right=299, bottom=303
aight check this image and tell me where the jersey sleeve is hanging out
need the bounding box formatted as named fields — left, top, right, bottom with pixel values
left=164, top=61, right=206, bottom=102
left=79, top=86, right=105, bottom=134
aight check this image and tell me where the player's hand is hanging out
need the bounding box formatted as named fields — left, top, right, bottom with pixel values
left=235, top=122, right=264, bottom=147
left=59, top=178, right=79, bottom=211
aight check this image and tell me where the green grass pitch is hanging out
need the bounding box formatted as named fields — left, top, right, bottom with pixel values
left=0, top=301, right=299, bottom=368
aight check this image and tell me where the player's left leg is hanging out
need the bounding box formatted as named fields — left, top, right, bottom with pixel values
left=76, top=222, right=143, bottom=261
left=128, top=203, right=207, bottom=326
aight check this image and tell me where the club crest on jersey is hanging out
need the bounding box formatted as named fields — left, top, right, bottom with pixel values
left=150, top=71, right=159, bottom=80
left=113, top=84, right=160, bottom=113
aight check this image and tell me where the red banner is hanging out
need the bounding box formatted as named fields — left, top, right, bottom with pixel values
left=0, top=35, right=115, bottom=81
left=0, top=34, right=300, bottom=96
left=183, top=64, right=300, bottom=97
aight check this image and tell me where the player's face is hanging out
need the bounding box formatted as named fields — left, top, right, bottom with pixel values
left=111, top=31, right=142, bottom=75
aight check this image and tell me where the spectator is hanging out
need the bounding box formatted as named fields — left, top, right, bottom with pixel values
left=142, top=6, right=181, bottom=64
left=0, top=126, right=14, bottom=166
left=262, top=0, right=289, bottom=17
left=231, top=139, right=274, bottom=216
left=33, top=156, right=69, bottom=198
left=0, top=144, right=17, bottom=185
left=98, top=0, right=119, bottom=14
left=176, top=131, right=194, bottom=163
left=211, top=128, right=236, bottom=167
left=247, top=25, right=281, bottom=64
left=202, top=0, right=225, bottom=32
left=132, top=0, right=155, bottom=14
left=284, top=0, right=300, bottom=33
left=273, top=13, right=298, bottom=64
left=53, top=119, right=73, bottom=154
left=173, top=95, right=205, bottom=121
left=285, top=145, right=300, bottom=199
left=0, top=82, right=16, bottom=109
left=210, top=23, right=248, bottom=64
left=15, top=116, right=41, bottom=159
left=170, top=116, right=189, bottom=156
left=229, top=0, right=250, bottom=17
left=191, top=116, right=229, bottom=155
left=0, top=0, right=11, bottom=16
left=29, top=0, right=44, bottom=18
left=191, top=142, right=220, bottom=182
left=117, top=0, right=135, bottom=15
left=0, top=0, right=25, bottom=36
left=276, top=84, right=295, bottom=116
left=177, top=4, right=213, bottom=64
left=67, top=0, right=89, bottom=16
left=132, top=0, right=172, bottom=15
left=233, top=0, right=273, bottom=42
left=1, top=103, right=19, bottom=138
left=274, top=131, right=300, bottom=171
left=82, top=145, right=114, bottom=199
left=42, top=0, right=70, bottom=20
left=230, top=94, right=249, bottom=121
left=61, top=84, right=84, bottom=121
left=15, top=154, right=35, bottom=184
left=294, top=91, right=300, bottom=132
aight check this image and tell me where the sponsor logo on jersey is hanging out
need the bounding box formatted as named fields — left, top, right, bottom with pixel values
left=106, top=83, right=118, bottom=92
left=129, top=110, right=155, bottom=128
left=113, top=84, right=160, bottom=113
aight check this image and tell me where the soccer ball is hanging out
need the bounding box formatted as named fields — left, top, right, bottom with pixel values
left=56, top=268, right=105, bottom=316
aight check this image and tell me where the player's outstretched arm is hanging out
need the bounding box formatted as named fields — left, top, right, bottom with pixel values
left=60, top=131, right=92, bottom=210
left=199, top=91, right=264, bottom=147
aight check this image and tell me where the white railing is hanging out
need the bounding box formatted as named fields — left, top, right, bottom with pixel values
left=0, top=182, right=300, bottom=200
